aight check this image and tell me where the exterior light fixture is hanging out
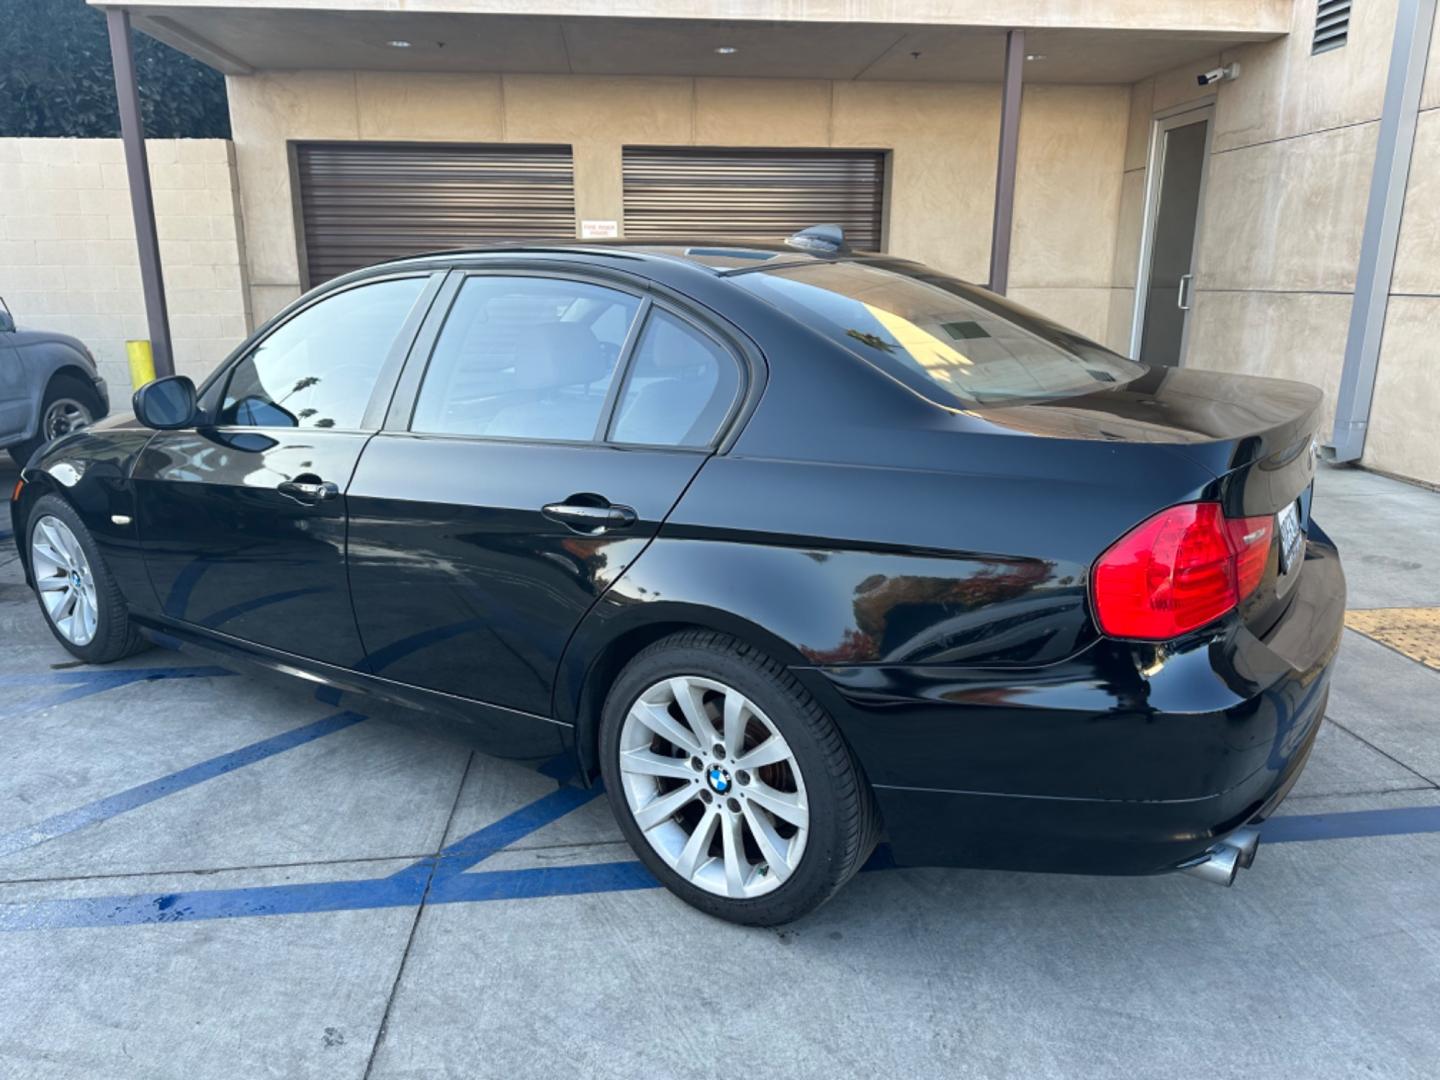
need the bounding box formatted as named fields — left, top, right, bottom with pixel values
left=714, top=46, right=737, bottom=54
left=387, top=39, right=412, bottom=48
left=1025, top=53, right=1046, bottom=61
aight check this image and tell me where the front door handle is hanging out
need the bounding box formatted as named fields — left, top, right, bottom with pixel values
left=542, top=496, right=637, bottom=534
left=1177, top=272, right=1194, bottom=311
left=277, top=476, right=340, bottom=505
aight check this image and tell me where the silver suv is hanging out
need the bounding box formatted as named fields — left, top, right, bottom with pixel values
left=0, top=298, right=109, bottom=467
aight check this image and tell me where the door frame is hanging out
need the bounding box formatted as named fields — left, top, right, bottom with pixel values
left=1128, top=99, right=1217, bottom=363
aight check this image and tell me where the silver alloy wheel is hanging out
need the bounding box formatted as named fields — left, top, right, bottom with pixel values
left=42, top=398, right=93, bottom=441
left=618, top=675, right=810, bottom=899
left=30, top=515, right=99, bottom=646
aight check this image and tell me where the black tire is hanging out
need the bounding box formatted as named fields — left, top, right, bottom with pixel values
left=8, top=374, right=103, bottom=468
left=599, top=630, right=880, bottom=926
left=25, top=493, right=150, bottom=663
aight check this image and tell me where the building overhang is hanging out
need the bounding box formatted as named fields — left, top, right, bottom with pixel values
left=105, top=1, right=1291, bottom=82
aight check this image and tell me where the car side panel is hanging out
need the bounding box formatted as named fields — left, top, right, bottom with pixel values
left=12, top=423, right=156, bottom=610
left=5, top=331, right=108, bottom=448
left=557, top=439, right=1219, bottom=776
left=130, top=428, right=371, bottom=667
left=0, top=343, right=26, bottom=444
left=346, top=435, right=709, bottom=719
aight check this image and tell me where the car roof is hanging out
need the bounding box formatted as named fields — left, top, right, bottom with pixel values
left=349, top=240, right=863, bottom=280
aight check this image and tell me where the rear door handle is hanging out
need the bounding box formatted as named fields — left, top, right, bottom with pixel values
left=542, top=497, right=637, bottom=534
left=1177, top=273, right=1194, bottom=311
left=277, top=477, right=340, bottom=505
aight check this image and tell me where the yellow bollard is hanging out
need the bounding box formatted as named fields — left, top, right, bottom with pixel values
left=126, top=339, right=157, bottom=391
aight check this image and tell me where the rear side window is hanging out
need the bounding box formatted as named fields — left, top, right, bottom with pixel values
left=412, top=276, right=640, bottom=441
left=610, top=310, right=741, bottom=448
left=219, top=276, right=426, bottom=429
left=735, top=260, right=1142, bottom=406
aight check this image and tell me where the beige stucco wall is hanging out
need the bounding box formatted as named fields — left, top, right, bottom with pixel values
left=0, top=138, right=251, bottom=394
left=225, top=71, right=1129, bottom=340
left=1111, top=0, right=1440, bottom=486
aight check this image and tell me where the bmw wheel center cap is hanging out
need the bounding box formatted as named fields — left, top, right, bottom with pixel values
left=707, top=765, right=732, bottom=795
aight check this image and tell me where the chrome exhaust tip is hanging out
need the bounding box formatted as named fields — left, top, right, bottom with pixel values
left=1179, top=844, right=1241, bottom=886
left=1219, top=826, right=1261, bottom=869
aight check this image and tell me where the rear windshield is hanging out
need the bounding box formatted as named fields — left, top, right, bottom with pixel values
left=735, top=260, right=1143, bottom=406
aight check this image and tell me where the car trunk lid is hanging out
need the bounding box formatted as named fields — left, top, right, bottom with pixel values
left=968, top=365, right=1323, bottom=638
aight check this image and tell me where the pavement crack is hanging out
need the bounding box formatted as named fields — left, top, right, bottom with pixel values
left=1325, top=713, right=1440, bottom=789
left=361, top=750, right=474, bottom=1080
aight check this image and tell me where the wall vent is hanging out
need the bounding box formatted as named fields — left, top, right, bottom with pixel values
left=1313, top=0, right=1351, bottom=54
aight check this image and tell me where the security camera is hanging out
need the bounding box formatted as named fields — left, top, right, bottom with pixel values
left=1197, top=62, right=1240, bottom=86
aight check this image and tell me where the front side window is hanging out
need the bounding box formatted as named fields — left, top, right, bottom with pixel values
left=735, top=260, right=1143, bottom=407
left=610, top=310, right=741, bottom=447
left=411, top=276, right=640, bottom=441
left=219, top=276, right=427, bottom=429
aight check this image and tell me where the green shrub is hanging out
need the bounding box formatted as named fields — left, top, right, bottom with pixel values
left=0, top=0, right=229, bottom=138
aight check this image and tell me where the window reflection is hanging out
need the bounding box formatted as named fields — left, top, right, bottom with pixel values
left=738, top=261, right=1142, bottom=407
left=412, top=277, right=640, bottom=442
left=219, top=277, right=427, bottom=430
left=611, top=310, right=740, bottom=447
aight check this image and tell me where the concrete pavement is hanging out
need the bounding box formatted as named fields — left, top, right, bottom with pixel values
left=1, top=460, right=1438, bottom=1080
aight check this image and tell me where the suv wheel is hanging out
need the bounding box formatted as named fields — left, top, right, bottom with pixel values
left=8, top=374, right=101, bottom=467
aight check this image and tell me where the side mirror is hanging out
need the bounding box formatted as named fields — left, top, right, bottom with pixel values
left=133, top=375, right=198, bottom=430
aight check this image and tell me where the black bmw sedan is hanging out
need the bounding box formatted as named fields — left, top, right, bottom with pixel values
left=8, top=237, right=1344, bottom=925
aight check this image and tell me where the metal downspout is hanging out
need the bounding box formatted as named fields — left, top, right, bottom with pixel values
left=1324, top=0, right=1437, bottom=463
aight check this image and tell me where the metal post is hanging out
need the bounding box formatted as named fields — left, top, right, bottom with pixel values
left=1325, top=0, right=1437, bottom=463
left=107, top=7, right=174, bottom=379
left=987, top=29, right=1024, bottom=295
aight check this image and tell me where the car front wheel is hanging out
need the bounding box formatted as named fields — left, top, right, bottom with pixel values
left=26, top=493, right=149, bottom=663
left=600, top=630, right=879, bottom=926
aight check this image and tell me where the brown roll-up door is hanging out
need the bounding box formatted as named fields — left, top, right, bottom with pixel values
left=622, top=147, right=885, bottom=251
left=294, top=142, right=575, bottom=285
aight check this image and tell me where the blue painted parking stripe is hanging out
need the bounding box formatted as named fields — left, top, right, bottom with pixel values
left=0, top=860, right=660, bottom=932
left=415, top=784, right=603, bottom=882
left=5, top=802, right=1440, bottom=933
left=0, top=664, right=233, bottom=688
left=1261, top=803, right=1440, bottom=843
left=0, top=864, right=433, bottom=932
left=0, top=682, right=124, bottom=725
left=427, top=860, right=657, bottom=904
left=0, top=666, right=237, bottom=724
left=0, top=710, right=366, bottom=859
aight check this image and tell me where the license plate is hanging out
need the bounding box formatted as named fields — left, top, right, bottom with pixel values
left=1277, top=500, right=1303, bottom=574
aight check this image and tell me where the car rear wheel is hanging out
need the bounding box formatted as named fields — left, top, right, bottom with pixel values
left=600, top=630, right=879, bottom=925
left=8, top=375, right=102, bottom=467
left=27, top=494, right=149, bottom=663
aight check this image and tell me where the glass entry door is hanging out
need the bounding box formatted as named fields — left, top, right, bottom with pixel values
left=1133, top=106, right=1213, bottom=366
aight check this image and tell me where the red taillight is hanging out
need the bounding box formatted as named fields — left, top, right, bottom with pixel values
left=1225, top=514, right=1274, bottom=598
left=1092, top=502, right=1274, bottom=640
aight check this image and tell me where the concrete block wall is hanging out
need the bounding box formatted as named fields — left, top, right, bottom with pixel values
left=0, top=138, right=252, bottom=397
left=225, top=71, right=1129, bottom=342
left=1112, top=0, right=1439, bottom=486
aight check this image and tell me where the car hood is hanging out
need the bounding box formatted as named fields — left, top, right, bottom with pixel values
left=10, top=326, right=92, bottom=357
left=965, top=365, right=1323, bottom=475
left=90, top=412, right=147, bottom=433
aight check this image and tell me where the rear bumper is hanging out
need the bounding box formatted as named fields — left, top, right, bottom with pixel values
left=805, top=529, right=1345, bottom=875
